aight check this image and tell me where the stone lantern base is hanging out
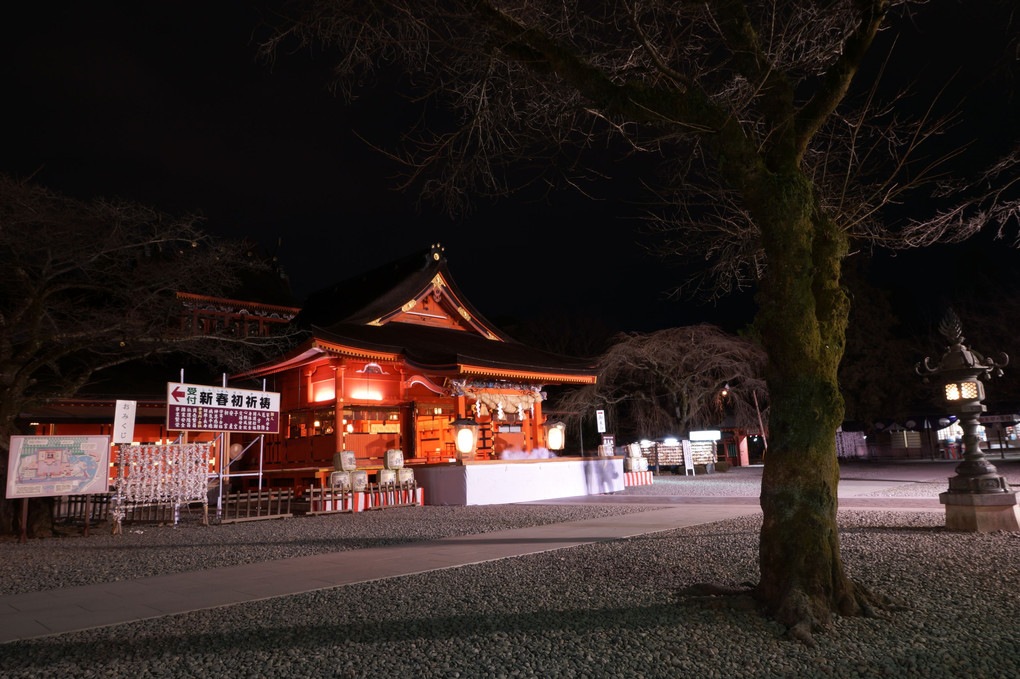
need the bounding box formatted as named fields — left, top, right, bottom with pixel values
left=939, top=490, right=1020, bottom=532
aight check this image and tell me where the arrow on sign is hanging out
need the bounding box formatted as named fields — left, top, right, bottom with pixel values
left=170, top=386, right=186, bottom=402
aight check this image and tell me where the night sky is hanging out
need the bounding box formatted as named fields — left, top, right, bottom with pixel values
left=2, top=2, right=1017, bottom=338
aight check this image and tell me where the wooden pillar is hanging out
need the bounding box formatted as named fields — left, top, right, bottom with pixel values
left=333, top=361, right=345, bottom=453
left=737, top=435, right=750, bottom=466
left=402, top=405, right=415, bottom=458
left=533, top=399, right=545, bottom=450
left=19, top=498, right=28, bottom=543
left=303, top=368, right=314, bottom=406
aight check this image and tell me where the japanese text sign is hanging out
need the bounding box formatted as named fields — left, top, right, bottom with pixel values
left=166, top=382, right=280, bottom=434
left=113, top=399, right=137, bottom=444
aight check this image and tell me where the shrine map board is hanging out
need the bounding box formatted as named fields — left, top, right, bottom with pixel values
left=6, top=435, right=111, bottom=498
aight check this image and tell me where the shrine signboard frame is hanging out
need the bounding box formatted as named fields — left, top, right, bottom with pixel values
left=166, top=382, right=280, bottom=434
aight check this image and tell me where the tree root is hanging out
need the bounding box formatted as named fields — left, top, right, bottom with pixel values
left=678, top=579, right=907, bottom=648
left=678, top=582, right=762, bottom=615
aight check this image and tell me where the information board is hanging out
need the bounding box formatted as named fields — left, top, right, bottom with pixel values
left=166, top=382, right=281, bottom=434
left=682, top=439, right=696, bottom=475
left=6, top=435, right=111, bottom=498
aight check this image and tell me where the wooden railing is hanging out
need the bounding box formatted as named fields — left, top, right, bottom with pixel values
left=218, top=489, right=294, bottom=523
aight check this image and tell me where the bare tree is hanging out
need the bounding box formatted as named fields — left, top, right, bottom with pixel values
left=557, top=325, right=767, bottom=442
left=0, top=176, right=299, bottom=536
left=264, top=1, right=1019, bottom=642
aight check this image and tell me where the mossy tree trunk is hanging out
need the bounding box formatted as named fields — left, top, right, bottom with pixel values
left=746, top=169, right=875, bottom=642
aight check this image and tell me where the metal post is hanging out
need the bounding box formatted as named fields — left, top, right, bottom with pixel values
left=258, top=435, right=265, bottom=492
left=216, top=434, right=224, bottom=523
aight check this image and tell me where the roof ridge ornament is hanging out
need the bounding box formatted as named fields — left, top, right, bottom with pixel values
left=938, top=308, right=964, bottom=345
left=917, top=309, right=1008, bottom=381
left=429, top=243, right=445, bottom=263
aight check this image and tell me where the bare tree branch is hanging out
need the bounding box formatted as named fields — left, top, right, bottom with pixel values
left=263, top=0, right=1019, bottom=644
left=0, top=175, right=299, bottom=425
left=557, top=325, right=767, bottom=441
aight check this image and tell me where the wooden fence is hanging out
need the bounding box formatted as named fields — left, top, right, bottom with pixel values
left=217, top=489, right=294, bottom=523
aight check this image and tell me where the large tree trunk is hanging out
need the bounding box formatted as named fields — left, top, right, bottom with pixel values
left=751, top=171, right=877, bottom=643
left=0, top=418, right=18, bottom=535
left=0, top=418, right=54, bottom=538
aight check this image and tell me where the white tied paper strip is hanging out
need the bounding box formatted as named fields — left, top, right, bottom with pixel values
left=117, top=444, right=209, bottom=506
left=470, top=391, right=543, bottom=415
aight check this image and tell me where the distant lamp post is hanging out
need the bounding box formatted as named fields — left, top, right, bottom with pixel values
left=544, top=419, right=566, bottom=451
left=451, top=417, right=479, bottom=460
left=916, top=309, right=1019, bottom=531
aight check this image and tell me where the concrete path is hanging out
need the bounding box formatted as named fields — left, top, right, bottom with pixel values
left=0, top=465, right=945, bottom=644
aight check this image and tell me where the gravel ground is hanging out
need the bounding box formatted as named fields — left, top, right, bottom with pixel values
left=622, top=459, right=1020, bottom=498
left=7, top=459, right=1003, bottom=597
left=3, top=461, right=1020, bottom=678
left=3, top=511, right=1019, bottom=679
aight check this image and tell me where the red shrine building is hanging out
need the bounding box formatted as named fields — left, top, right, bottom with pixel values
left=231, top=244, right=597, bottom=488
left=14, top=245, right=632, bottom=508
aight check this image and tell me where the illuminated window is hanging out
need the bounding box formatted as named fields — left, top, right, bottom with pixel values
left=342, top=407, right=401, bottom=434
left=287, top=407, right=335, bottom=437
left=946, top=382, right=980, bottom=401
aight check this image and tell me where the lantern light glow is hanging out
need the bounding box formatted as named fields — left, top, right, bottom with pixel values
left=546, top=420, right=566, bottom=451
left=945, top=381, right=980, bottom=402
left=456, top=428, right=475, bottom=453
left=312, top=383, right=336, bottom=402
left=451, top=417, right=479, bottom=457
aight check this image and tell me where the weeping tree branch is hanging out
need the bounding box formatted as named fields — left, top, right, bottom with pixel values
left=557, top=325, right=768, bottom=442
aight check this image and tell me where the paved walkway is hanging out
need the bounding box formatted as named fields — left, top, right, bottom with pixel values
left=0, top=469, right=944, bottom=644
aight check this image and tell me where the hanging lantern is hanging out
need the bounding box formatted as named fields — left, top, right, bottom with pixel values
left=544, top=419, right=566, bottom=451
left=451, top=417, right=479, bottom=458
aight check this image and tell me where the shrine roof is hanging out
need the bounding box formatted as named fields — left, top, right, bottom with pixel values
left=295, top=244, right=509, bottom=340
left=241, top=243, right=596, bottom=383
left=311, top=322, right=596, bottom=382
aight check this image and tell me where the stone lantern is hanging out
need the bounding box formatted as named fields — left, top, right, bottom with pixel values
left=916, top=309, right=1019, bottom=531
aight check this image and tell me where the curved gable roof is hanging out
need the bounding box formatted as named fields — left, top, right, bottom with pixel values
left=295, top=243, right=511, bottom=341
left=242, top=243, right=597, bottom=384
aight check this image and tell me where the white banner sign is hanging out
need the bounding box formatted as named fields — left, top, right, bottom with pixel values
left=979, top=415, right=1020, bottom=424
left=113, top=399, right=137, bottom=444
left=683, top=439, right=696, bottom=474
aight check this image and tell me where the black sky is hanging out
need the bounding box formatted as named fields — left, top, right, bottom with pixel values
left=2, top=2, right=1017, bottom=337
